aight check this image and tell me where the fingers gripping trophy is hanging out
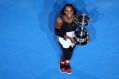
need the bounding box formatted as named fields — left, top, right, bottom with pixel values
left=73, top=13, right=90, bottom=45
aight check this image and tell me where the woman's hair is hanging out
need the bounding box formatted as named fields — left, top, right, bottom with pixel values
left=60, top=3, right=77, bottom=16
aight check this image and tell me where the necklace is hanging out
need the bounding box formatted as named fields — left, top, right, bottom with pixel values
left=64, top=16, right=73, bottom=24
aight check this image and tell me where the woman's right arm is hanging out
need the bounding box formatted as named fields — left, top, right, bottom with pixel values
left=55, top=17, right=66, bottom=38
left=64, top=35, right=76, bottom=43
left=55, top=17, right=76, bottom=43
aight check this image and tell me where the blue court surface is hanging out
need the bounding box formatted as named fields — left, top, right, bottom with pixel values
left=0, top=0, right=119, bottom=79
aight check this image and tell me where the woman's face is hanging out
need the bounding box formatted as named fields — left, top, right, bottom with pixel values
left=64, top=6, right=74, bottom=19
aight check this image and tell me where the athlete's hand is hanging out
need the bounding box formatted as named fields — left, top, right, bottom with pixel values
left=86, top=34, right=90, bottom=42
left=64, top=35, right=76, bottom=43
left=70, top=38, right=76, bottom=43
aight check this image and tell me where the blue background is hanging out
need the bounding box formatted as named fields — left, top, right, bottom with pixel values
left=0, top=0, right=119, bottom=79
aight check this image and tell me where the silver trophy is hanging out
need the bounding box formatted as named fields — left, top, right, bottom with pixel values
left=73, top=13, right=90, bottom=45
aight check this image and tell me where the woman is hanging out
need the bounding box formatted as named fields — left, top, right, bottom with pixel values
left=55, top=3, right=78, bottom=74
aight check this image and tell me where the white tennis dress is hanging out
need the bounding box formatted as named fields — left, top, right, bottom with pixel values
left=58, top=31, right=76, bottom=48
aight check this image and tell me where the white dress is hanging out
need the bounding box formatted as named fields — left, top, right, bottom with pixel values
left=58, top=31, right=76, bottom=48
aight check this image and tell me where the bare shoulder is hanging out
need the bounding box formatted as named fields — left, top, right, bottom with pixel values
left=55, top=17, right=63, bottom=29
left=57, top=17, right=62, bottom=22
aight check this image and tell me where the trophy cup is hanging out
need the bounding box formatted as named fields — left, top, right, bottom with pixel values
left=73, top=13, right=90, bottom=45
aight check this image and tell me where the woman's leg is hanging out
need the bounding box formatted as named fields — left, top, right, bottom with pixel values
left=61, top=45, right=76, bottom=61
left=59, top=42, right=76, bottom=74
left=62, top=46, right=75, bottom=74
